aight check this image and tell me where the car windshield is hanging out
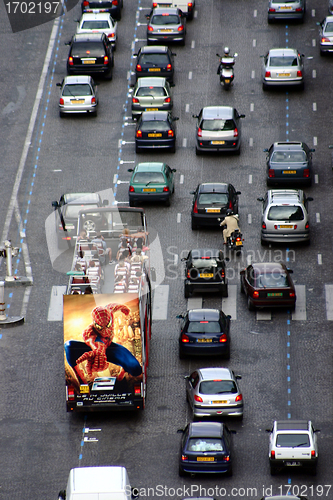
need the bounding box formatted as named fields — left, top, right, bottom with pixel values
left=72, top=42, right=105, bottom=58
left=65, top=204, right=98, bottom=218
left=139, top=54, right=169, bottom=65
left=133, top=172, right=165, bottom=183
left=63, top=84, right=92, bottom=96
left=271, top=0, right=295, bottom=3
left=198, top=193, right=229, bottom=205
left=187, top=321, right=221, bottom=333
left=200, top=380, right=237, bottom=394
left=267, top=205, right=304, bottom=221
left=192, top=258, right=218, bottom=269
left=269, top=56, right=298, bottom=67
left=271, top=151, right=306, bottom=163
left=276, top=434, right=310, bottom=447
left=140, top=120, right=169, bottom=131
left=188, top=438, right=224, bottom=452
left=81, top=20, right=110, bottom=29
left=201, top=119, right=234, bottom=131
left=324, top=22, right=333, bottom=33
left=136, top=86, right=167, bottom=97
left=151, top=14, right=180, bottom=24
left=258, top=273, right=288, bottom=288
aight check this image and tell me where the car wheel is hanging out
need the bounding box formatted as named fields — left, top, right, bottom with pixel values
left=270, top=465, right=278, bottom=475
left=172, top=184, right=175, bottom=194
left=225, top=465, right=233, bottom=477
left=299, top=81, right=304, bottom=90
left=184, top=285, right=190, bottom=298
left=170, top=144, right=176, bottom=154
left=105, top=68, right=113, bottom=80
left=320, top=49, right=325, bottom=57
left=165, top=197, right=170, bottom=207
left=240, top=279, right=245, bottom=294
left=222, top=286, right=228, bottom=298
left=247, top=296, right=254, bottom=311
left=135, top=144, right=141, bottom=154
left=59, top=111, right=65, bottom=118
left=261, top=237, right=268, bottom=246
left=195, top=146, right=202, bottom=156
left=91, top=109, right=97, bottom=117
left=111, top=55, right=114, bottom=67
left=310, top=466, right=317, bottom=476
left=268, top=17, right=273, bottom=24
left=262, top=82, right=268, bottom=91
left=129, top=199, right=135, bottom=207
left=191, top=219, right=198, bottom=230
left=179, top=348, right=185, bottom=360
left=235, top=145, right=241, bottom=156
left=224, top=345, right=230, bottom=360
left=178, top=466, right=185, bottom=477
left=181, top=38, right=185, bottom=46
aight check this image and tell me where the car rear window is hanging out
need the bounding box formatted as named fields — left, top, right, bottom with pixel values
left=85, top=1, right=113, bottom=7
left=198, top=193, right=229, bottom=205
left=65, top=204, right=99, bottom=218
left=201, top=119, right=235, bottom=132
left=187, top=321, right=221, bottom=333
left=133, top=172, right=165, bottom=183
left=188, top=438, right=224, bottom=452
left=276, top=433, right=310, bottom=447
left=151, top=14, right=180, bottom=24
left=324, top=22, right=333, bottom=33
left=269, top=56, right=298, bottom=67
left=136, top=86, right=167, bottom=97
left=140, top=121, right=170, bottom=132
left=199, top=380, right=237, bottom=394
left=258, top=272, right=288, bottom=288
left=72, top=42, right=105, bottom=58
left=271, top=151, right=306, bottom=162
left=267, top=205, right=304, bottom=221
left=63, top=84, right=92, bottom=96
left=271, top=0, right=295, bottom=3
left=192, top=258, right=218, bottom=269
left=139, top=53, right=170, bottom=65
left=81, top=20, right=110, bottom=29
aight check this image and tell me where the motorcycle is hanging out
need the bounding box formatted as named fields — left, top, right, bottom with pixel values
left=226, top=228, right=243, bottom=254
left=216, top=52, right=237, bottom=90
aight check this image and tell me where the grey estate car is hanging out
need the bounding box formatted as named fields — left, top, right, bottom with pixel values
left=131, top=77, right=173, bottom=118
left=262, top=48, right=304, bottom=90
left=268, top=0, right=306, bottom=23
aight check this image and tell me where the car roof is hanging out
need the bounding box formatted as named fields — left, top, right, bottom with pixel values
left=269, top=189, right=303, bottom=203
left=63, top=75, right=93, bottom=84
left=63, top=192, right=100, bottom=204
left=198, top=367, right=233, bottom=381
left=135, top=162, right=166, bottom=172
left=273, top=142, right=304, bottom=151
left=80, top=12, right=111, bottom=19
left=141, top=110, right=169, bottom=120
left=190, top=249, right=222, bottom=259
left=275, top=421, right=310, bottom=431
left=268, top=48, right=298, bottom=56
left=324, top=15, right=333, bottom=21
left=188, top=309, right=220, bottom=322
left=151, top=7, right=180, bottom=15
left=250, top=262, right=287, bottom=273
left=189, top=421, right=224, bottom=438
left=136, top=77, right=167, bottom=87
left=139, top=45, right=169, bottom=54
left=198, top=183, right=228, bottom=193
left=201, top=106, right=234, bottom=119
left=73, top=33, right=105, bottom=42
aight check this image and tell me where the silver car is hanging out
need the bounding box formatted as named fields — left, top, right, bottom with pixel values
left=257, top=189, right=313, bottom=245
left=268, top=0, right=306, bottom=23
left=146, top=7, right=186, bottom=45
left=131, top=77, right=173, bottom=119
left=262, top=48, right=304, bottom=90
left=76, top=12, right=117, bottom=48
left=185, top=367, right=243, bottom=419
left=329, top=0, right=333, bottom=15
left=319, top=16, right=333, bottom=55
left=57, top=75, right=98, bottom=117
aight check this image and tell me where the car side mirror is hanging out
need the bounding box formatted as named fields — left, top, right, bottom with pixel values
left=74, top=18, right=80, bottom=22
left=314, top=429, right=321, bottom=433
left=234, top=53, right=238, bottom=57
left=176, top=314, right=184, bottom=319
left=310, top=148, right=315, bottom=152
left=172, top=168, right=177, bottom=172
left=64, top=41, right=71, bottom=45
left=145, top=14, right=150, bottom=19
left=263, top=148, right=268, bottom=152
left=184, top=375, right=189, bottom=380
left=190, top=191, right=195, bottom=195
left=192, top=114, right=198, bottom=119
left=171, top=52, right=177, bottom=56
left=173, top=117, right=179, bottom=121
left=56, top=82, right=62, bottom=87
left=236, top=191, right=241, bottom=195
left=52, top=201, right=59, bottom=209
left=216, top=53, right=220, bottom=57
left=257, top=197, right=264, bottom=202
left=286, top=268, right=293, bottom=273
left=307, top=197, right=313, bottom=202
left=133, top=53, right=138, bottom=57
left=58, top=491, right=66, bottom=500
left=235, top=375, right=242, bottom=380
left=230, top=430, right=237, bottom=434
left=265, top=428, right=273, bottom=433
left=224, top=257, right=230, bottom=262
left=181, top=257, right=187, bottom=262
left=177, top=429, right=184, bottom=433
left=128, top=168, right=134, bottom=172
left=239, top=114, right=245, bottom=118
left=227, top=315, right=231, bottom=319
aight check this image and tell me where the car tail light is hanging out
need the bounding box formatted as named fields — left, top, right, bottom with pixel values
left=112, top=0, right=118, bottom=5
left=296, top=7, right=303, bottom=11
left=219, top=333, right=227, bottom=343
left=253, top=291, right=259, bottom=298
left=223, top=455, right=230, bottom=462
left=67, top=386, right=75, bottom=400
left=297, top=70, right=302, bottom=77
left=164, top=97, right=171, bottom=103
left=134, top=383, right=141, bottom=395
left=271, top=450, right=275, bottom=459
left=168, top=129, right=174, bottom=137
left=153, top=2, right=157, bottom=6
left=311, top=450, right=315, bottom=457
left=305, top=222, right=309, bottom=229
left=83, top=0, right=89, bottom=5
left=193, top=200, right=198, bottom=214
left=194, top=394, right=203, bottom=402
left=262, top=222, right=266, bottom=229
left=268, top=169, right=275, bottom=178
left=289, top=291, right=295, bottom=297
left=268, top=7, right=275, bottom=11
left=187, top=270, right=191, bottom=278
left=59, top=98, right=64, bottom=105
left=181, top=455, right=188, bottom=461
left=136, top=130, right=142, bottom=138
left=294, top=225, right=297, bottom=230
left=303, top=168, right=310, bottom=178
left=129, top=186, right=135, bottom=192
left=181, top=333, right=189, bottom=343
left=322, top=37, right=331, bottom=43
left=197, top=127, right=202, bottom=137
left=136, top=64, right=142, bottom=72
left=166, top=63, right=172, bottom=71
left=132, top=97, right=139, bottom=103
left=228, top=200, right=233, bottom=209
left=274, top=225, right=278, bottom=230
left=162, top=13, right=169, bottom=15
left=235, top=394, right=243, bottom=402
left=234, top=127, right=238, bottom=137
left=68, top=56, right=73, bottom=66
left=188, top=2, right=193, bottom=7
left=148, top=26, right=154, bottom=31
left=163, top=186, right=169, bottom=192
left=178, top=25, right=184, bottom=31
left=265, top=71, right=271, bottom=78
left=104, top=55, right=109, bottom=65
left=221, top=269, right=225, bottom=278
left=107, top=33, right=115, bottom=38
left=91, top=97, right=96, bottom=104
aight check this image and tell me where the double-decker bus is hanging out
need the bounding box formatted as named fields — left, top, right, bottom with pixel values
left=63, top=207, right=152, bottom=411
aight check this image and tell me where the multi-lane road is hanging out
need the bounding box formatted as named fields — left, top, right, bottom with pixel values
left=0, top=0, right=332, bottom=499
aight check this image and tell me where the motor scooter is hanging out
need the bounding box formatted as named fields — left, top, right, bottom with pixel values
left=216, top=53, right=237, bottom=90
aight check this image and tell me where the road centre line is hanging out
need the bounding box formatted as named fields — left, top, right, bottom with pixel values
left=185, top=104, right=189, bottom=112
left=221, top=285, right=237, bottom=320
left=312, top=69, right=316, bottom=78
left=313, top=103, right=317, bottom=111
left=253, top=39, right=256, bottom=48
left=180, top=175, right=184, bottom=184
left=191, top=40, right=195, bottom=49
left=248, top=214, right=252, bottom=224
left=188, top=71, right=192, bottom=80
left=249, top=138, right=253, bottom=147
left=313, top=136, right=317, bottom=146
left=182, top=138, right=187, bottom=147
left=312, top=39, right=316, bottom=47
left=316, top=213, right=320, bottom=223
left=311, top=9, right=315, bottom=16
left=314, top=174, right=318, bottom=183
left=254, top=9, right=257, bottom=17
left=292, top=285, right=306, bottom=321
left=152, top=285, right=169, bottom=320
left=177, top=213, right=181, bottom=223
left=47, top=286, right=67, bottom=321
left=325, top=285, right=333, bottom=320
left=318, top=254, right=322, bottom=265
left=251, top=70, right=255, bottom=79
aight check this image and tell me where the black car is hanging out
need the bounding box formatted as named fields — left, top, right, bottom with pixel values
left=81, top=0, right=122, bottom=20
left=178, top=422, right=235, bottom=477
left=191, top=182, right=241, bottom=230
left=182, top=249, right=228, bottom=298
left=66, top=33, right=114, bottom=79
left=177, top=308, right=231, bottom=359
left=52, top=192, right=106, bottom=249
left=264, top=142, right=314, bottom=187
left=134, top=45, right=176, bottom=83
left=135, top=110, right=178, bottom=153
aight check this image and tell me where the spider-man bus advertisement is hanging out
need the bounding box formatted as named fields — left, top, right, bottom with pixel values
left=64, top=293, right=145, bottom=411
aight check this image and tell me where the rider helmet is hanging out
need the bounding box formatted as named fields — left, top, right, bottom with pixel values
left=224, top=47, right=230, bottom=55
left=226, top=209, right=234, bottom=216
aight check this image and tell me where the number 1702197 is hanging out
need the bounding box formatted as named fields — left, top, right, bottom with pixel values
left=5, top=2, right=60, bottom=14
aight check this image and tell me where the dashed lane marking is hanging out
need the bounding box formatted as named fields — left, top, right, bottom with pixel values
left=47, top=286, right=67, bottom=321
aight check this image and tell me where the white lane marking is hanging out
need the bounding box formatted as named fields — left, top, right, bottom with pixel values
left=313, top=102, right=317, bottom=111
left=292, top=285, right=306, bottom=321
left=177, top=213, right=181, bottom=223
left=48, top=286, right=67, bottom=321
left=221, top=285, right=237, bottom=320
left=316, top=213, right=320, bottom=223
left=325, top=285, right=333, bottom=320
left=152, top=285, right=169, bottom=320
left=191, top=40, right=195, bottom=49
left=318, top=254, right=322, bottom=265
left=247, top=254, right=252, bottom=265
left=248, top=214, right=252, bottom=224
left=249, top=174, right=252, bottom=184
left=189, top=71, right=192, bottom=79
left=249, top=138, right=253, bottom=147
left=185, top=103, right=189, bottom=112
left=251, top=70, right=255, bottom=79
left=113, top=174, right=118, bottom=184
left=314, top=174, right=318, bottom=184
left=119, top=160, right=135, bottom=164
left=311, top=9, right=315, bottom=16
left=131, top=41, right=135, bottom=50
left=313, top=137, right=317, bottom=146
left=187, top=297, right=202, bottom=309
left=256, top=310, right=271, bottom=321
left=253, top=39, right=256, bottom=47
left=312, top=39, right=316, bottom=47
left=250, top=103, right=254, bottom=112
left=312, top=69, right=316, bottom=78
left=254, top=9, right=257, bottom=17
left=182, top=138, right=187, bottom=147
left=194, top=10, right=197, bottom=18
left=180, top=174, right=184, bottom=184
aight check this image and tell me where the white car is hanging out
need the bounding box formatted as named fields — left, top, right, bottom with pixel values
left=266, top=420, right=320, bottom=475
left=261, top=48, right=304, bottom=90
left=76, top=12, right=117, bottom=48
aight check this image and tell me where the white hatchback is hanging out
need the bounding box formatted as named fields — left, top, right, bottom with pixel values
left=76, top=12, right=117, bottom=47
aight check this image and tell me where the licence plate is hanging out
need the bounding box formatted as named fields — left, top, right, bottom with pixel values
left=82, top=59, right=96, bottom=64
left=277, top=73, right=291, bottom=77
left=145, top=108, right=158, bottom=111
left=267, top=292, right=283, bottom=297
left=148, top=68, right=161, bottom=71
left=199, top=273, right=214, bottom=278
left=206, top=208, right=220, bottom=213
left=148, top=133, right=162, bottom=137
left=282, top=170, right=296, bottom=174
left=71, top=99, right=85, bottom=104
left=79, top=385, right=90, bottom=394
left=286, top=461, right=301, bottom=466
left=197, top=338, right=212, bottom=343
left=142, top=188, right=156, bottom=192
left=212, top=400, right=228, bottom=404
left=197, top=457, right=214, bottom=462
left=225, top=79, right=230, bottom=83
left=279, top=224, right=293, bottom=228
left=280, top=5, right=292, bottom=9
left=211, top=140, right=225, bottom=145
left=160, top=29, right=172, bottom=32
left=236, top=240, right=242, bottom=246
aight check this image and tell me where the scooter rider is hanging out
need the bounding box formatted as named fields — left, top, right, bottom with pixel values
left=220, top=209, right=240, bottom=244
left=217, top=47, right=233, bottom=75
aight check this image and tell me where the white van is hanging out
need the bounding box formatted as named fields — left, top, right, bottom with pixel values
left=152, top=0, right=195, bottom=19
left=58, top=466, right=138, bottom=500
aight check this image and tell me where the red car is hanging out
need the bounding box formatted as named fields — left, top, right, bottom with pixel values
left=240, top=262, right=296, bottom=311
